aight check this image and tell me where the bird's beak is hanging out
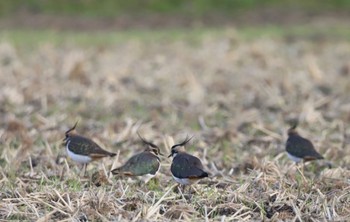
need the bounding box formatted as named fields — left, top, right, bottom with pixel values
left=62, top=137, right=68, bottom=146
left=168, top=153, right=172, bottom=158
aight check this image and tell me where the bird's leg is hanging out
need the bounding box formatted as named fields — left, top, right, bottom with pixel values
left=294, top=162, right=301, bottom=197
left=190, top=185, right=198, bottom=195
left=187, top=185, right=193, bottom=200
left=178, top=184, right=185, bottom=196
left=302, top=160, right=305, bottom=175
left=296, top=161, right=307, bottom=185
left=174, top=184, right=181, bottom=194
left=79, top=164, right=84, bottom=176
left=182, top=184, right=186, bottom=194
left=176, top=184, right=183, bottom=196
left=183, top=185, right=193, bottom=200
left=83, top=163, right=88, bottom=177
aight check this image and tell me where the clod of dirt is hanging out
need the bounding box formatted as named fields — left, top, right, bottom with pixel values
left=265, top=204, right=294, bottom=220
left=6, top=119, right=27, bottom=132
left=123, top=202, right=138, bottom=211
left=91, top=170, right=110, bottom=187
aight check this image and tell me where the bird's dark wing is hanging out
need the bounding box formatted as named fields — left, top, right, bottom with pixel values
left=286, top=135, right=323, bottom=159
left=171, top=153, right=208, bottom=179
left=115, top=152, right=160, bottom=176
left=68, top=135, right=115, bottom=157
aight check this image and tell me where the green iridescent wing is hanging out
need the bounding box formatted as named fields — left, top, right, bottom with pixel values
left=119, top=152, right=160, bottom=176
left=286, top=135, right=323, bottom=159
left=68, top=135, right=114, bottom=156
left=171, top=153, right=208, bottom=179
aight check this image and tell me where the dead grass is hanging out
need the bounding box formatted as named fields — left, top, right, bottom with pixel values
left=0, top=28, right=350, bottom=221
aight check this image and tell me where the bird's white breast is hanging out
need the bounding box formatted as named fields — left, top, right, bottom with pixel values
left=140, top=174, right=156, bottom=183
left=287, top=153, right=302, bottom=163
left=173, top=176, right=191, bottom=185
left=66, top=141, right=92, bottom=164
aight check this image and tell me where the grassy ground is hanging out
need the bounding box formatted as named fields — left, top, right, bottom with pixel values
left=1, top=25, right=350, bottom=221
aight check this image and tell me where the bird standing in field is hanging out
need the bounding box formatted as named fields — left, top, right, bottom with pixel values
left=111, top=133, right=162, bottom=183
left=168, top=136, right=208, bottom=194
left=64, top=121, right=116, bottom=176
left=286, top=123, right=324, bottom=164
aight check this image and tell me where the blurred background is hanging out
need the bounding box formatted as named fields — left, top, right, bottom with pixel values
left=0, top=0, right=349, bottom=30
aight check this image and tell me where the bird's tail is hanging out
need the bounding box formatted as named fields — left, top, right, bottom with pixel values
left=201, top=171, right=209, bottom=178
left=109, top=152, right=117, bottom=157
left=110, top=168, right=120, bottom=175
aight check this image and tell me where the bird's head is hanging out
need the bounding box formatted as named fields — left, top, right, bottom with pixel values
left=137, top=132, right=163, bottom=156
left=64, top=121, right=78, bottom=141
left=168, top=135, right=193, bottom=158
left=287, top=120, right=299, bottom=136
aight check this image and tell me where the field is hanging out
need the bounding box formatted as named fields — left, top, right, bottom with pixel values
left=1, top=24, right=350, bottom=221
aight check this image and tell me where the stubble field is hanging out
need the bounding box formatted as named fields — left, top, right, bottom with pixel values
left=1, top=27, right=350, bottom=221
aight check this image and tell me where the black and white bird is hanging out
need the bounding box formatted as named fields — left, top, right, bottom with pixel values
left=111, top=133, right=162, bottom=183
left=286, top=123, right=324, bottom=163
left=64, top=121, right=116, bottom=176
left=168, top=136, right=208, bottom=189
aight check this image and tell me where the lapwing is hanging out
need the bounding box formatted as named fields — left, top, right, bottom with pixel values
left=64, top=121, right=116, bottom=176
left=168, top=136, right=208, bottom=193
left=111, top=133, right=162, bottom=183
left=286, top=123, right=323, bottom=164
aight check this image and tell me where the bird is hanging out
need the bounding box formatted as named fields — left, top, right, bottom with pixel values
left=168, top=136, right=208, bottom=193
left=111, top=133, right=162, bottom=183
left=64, top=121, right=116, bottom=176
left=286, top=122, right=324, bottom=164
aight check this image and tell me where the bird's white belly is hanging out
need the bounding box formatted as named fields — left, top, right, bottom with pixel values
left=66, top=141, right=92, bottom=164
left=287, top=153, right=302, bottom=163
left=173, top=176, right=191, bottom=185
left=140, top=174, right=156, bottom=183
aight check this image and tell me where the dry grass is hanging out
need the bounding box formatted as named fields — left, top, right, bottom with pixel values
left=1, top=28, right=350, bottom=221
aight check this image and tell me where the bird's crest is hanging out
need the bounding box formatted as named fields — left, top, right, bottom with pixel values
left=137, top=132, right=158, bottom=149
left=287, top=120, right=299, bottom=135
left=171, top=135, right=194, bottom=150
left=65, top=121, right=79, bottom=138
left=137, top=132, right=162, bottom=156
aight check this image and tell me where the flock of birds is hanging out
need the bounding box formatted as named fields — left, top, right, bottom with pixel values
left=63, top=121, right=324, bottom=191
left=64, top=122, right=209, bottom=189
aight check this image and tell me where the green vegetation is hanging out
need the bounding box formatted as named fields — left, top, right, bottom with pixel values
left=1, top=0, right=350, bottom=17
